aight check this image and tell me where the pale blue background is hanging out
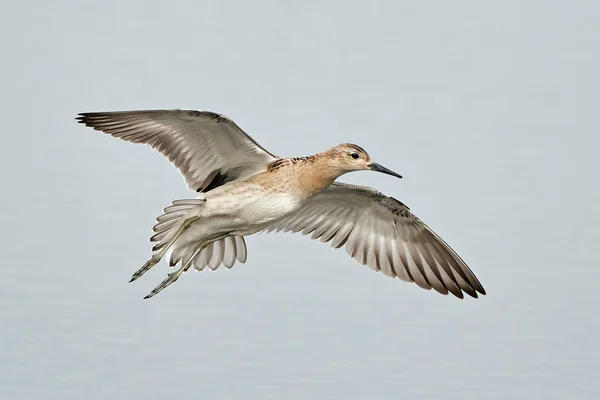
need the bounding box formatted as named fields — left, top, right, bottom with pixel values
left=1, top=1, right=599, bottom=399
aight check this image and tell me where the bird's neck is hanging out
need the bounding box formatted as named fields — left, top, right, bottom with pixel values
left=266, top=155, right=342, bottom=198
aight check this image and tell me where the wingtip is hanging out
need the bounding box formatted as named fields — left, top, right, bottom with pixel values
left=463, top=287, right=486, bottom=299
left=469, top=283, right=486, bottom=298
left=75, top=113, right=89, bottom=123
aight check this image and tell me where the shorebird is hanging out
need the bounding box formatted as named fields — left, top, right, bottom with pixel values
left=76, top=109, right=486, bottom=299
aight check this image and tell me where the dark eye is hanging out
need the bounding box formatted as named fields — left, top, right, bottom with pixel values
left=351, top=152, right=359, bottom=159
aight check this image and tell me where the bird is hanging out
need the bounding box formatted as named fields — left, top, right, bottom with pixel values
left=76, top=109, right=486, bottom=300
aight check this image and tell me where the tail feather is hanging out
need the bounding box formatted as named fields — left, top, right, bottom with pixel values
left=156, top=212, right=184, bottom=223
left=152, top=219, right=178, bottom=234
left=234, top=236, right=247, bottom=263
left=208, top=239, right=225, bottom=270
left=191, top=236, right=247, bottom=271
left=150, top=230, right=170, bottom=244
left=151, top=198, right=248, bottom=271
left=155, top=200, right=204, bottom=223
left=223, top=236, right=237, bottom=268
left=151, top=198, right=205, bottom=251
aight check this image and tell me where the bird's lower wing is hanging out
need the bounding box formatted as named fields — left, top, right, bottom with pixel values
left=264, top=182, right=486, bottom=299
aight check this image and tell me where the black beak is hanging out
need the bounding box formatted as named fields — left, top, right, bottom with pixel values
left=368, top=162, right=402, bottom=179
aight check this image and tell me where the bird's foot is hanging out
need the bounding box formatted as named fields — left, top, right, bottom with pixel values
left=130, top=254, right=161, bottom=283
left=143, top=266, right=186, bottom=299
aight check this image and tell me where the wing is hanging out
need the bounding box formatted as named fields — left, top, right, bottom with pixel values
left=266, top=182, right=486, bottom=299
left=76, top=109, right=279, bottom=192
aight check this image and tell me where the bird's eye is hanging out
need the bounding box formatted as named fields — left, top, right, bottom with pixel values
left=351, top=152, right=359, bottom=159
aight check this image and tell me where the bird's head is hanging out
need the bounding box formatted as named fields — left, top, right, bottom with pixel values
left=326, top=143, right=402, bottom=179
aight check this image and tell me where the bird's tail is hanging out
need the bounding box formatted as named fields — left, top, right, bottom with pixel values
left=150, top=199, right=247, bottom=271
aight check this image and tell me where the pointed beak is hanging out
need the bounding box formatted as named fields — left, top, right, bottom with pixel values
left=368, top=162, right=402, bottom=179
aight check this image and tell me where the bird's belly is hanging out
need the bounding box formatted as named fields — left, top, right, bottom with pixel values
left=202, top=184, right=303, bottom=230
left=238, top=192, right=302, bottom=226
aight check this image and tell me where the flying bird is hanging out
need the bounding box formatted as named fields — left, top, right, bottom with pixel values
left=76, top=109, right=485, bottom=299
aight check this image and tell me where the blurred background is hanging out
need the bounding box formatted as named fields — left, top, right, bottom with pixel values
left=1, top=1, right=598, bottom=399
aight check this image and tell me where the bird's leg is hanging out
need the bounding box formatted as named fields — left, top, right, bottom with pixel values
left=181, top=234, right=230, bottom=273
left=143, top=234, right=230, bottom=299
left=143, top=245, right=204, bottom=299
left=130, top=216, right=200, bottom=283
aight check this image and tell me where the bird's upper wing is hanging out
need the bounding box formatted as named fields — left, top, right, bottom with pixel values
left=265, top=182, right=485, bottom=299
left=76, top=109, right=279, bottom=192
